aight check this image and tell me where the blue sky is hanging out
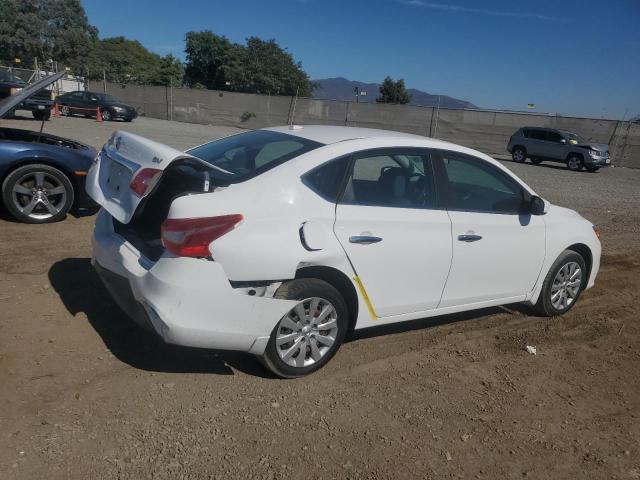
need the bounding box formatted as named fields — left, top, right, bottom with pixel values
left=82, top=0, right=640, bottom=118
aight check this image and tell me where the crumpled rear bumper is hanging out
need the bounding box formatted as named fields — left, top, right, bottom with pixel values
left=91, top=209, right=295, bottom=354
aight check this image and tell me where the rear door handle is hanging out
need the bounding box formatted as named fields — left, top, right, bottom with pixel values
left=349, top=235, right=383, bottom=245
left=458, top=234, right=482, bottom=242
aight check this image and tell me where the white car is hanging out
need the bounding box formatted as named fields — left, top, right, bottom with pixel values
left=87, top=126, right=601, bottom=377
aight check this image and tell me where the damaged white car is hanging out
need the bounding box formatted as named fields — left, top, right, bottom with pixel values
left=87, top=126, right=601, bottom=377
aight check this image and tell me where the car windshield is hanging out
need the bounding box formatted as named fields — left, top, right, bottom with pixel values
left=187, top=130, right=324, bottom=182
left=564, top=132, right=585, bottom=145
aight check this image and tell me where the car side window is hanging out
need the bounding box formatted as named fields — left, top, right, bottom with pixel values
left=70, top=91, right=84, bottom=98
left=528, top=129, right=547, bottom=141
left=547, top=131, right=564, bottom=143
left=341, top=149, right=435, bottom=209
left=302, top=155, right=351, bottom=202
left=439, top=151, right=524, bottom=214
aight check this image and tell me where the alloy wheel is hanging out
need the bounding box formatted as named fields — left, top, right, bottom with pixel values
left=513, top=149, right=525, bottom=162
left=11, top=171, right=67, bottom=221
left=60, top=105, right=70, bottom=116
left=275, top=297, right=339, bottom=368
left=550, top=261, right=582, bottom=310
left=567, top=157, right=582, bottom=170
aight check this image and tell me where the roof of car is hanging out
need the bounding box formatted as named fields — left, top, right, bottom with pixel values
left=264, top=125, right=452, bottom=146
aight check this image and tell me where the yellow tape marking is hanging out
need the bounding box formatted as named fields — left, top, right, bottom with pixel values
left=353, top=275, right=378, bottom=320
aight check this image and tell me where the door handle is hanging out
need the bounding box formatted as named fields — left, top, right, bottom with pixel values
left=349, top=235, right=382, bottom=245
left=458, top=234, right=482, bottom=242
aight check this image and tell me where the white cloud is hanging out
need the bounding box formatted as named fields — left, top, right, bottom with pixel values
left=396, top=0, right=564, bottom=22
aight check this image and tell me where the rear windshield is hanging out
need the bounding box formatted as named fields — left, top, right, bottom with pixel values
left=188, top=130, right=323, bottom=182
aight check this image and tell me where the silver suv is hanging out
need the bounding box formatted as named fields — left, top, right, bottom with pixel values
left=507, top=127, right=610, bottom=172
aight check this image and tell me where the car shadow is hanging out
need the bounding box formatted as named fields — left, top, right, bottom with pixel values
left=508, top=159, right=597, bottom=173
left=48, top=258, right=272, bottom=378
left=49, top=258, right=533, bottom=378
left=349, top=303, right=530, bottom=342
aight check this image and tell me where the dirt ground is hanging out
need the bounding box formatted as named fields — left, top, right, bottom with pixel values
left=1, top=116, right=639, bottom=479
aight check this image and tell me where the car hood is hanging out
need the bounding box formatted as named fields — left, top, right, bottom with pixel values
left=0, top=72, right=63, bottom=119
left=576, top=142, right=609, bottom=152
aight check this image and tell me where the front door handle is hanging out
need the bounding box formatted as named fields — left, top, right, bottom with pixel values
left=349, top=235, right=383, bottom=245
left=458, top=234, right=482, bottom=242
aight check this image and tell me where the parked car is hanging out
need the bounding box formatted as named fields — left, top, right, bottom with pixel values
left=55, top=91, right=138, bottom=122
left=0, top=73, right=97, bottom=223
left=0, top=69, right=53, bottom=120
left=87, top=126, right=601, bottom=377
left=507, top=127, right=610, bottom=172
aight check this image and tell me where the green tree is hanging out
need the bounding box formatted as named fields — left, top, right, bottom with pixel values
left=184, top=30, right=233, bottom=89
left=151, top=54, right=184, bottom=87
left=0, top=0, right=97, bottom=73
left=184, top=30, right=314, bottom=96
left=376, top=76, right=411, bottom=104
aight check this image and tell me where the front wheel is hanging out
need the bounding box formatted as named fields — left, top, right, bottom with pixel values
left=567, top=155, right=583, bottom=171
left=101, top=109, right=112, bottom=121
left=1, top=164, right=74, bottom=223
left=260, top=279, right=349, bottom=378
left=534, top=250, right=587, bottom=316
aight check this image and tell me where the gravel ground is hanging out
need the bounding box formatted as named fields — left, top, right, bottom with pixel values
left=1, top=115, right=639, bottom=479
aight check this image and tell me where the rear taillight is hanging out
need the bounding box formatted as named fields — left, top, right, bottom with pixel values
left=130, top=168, right=162, bottom=197
left=161, top=214, right=244, bottom=258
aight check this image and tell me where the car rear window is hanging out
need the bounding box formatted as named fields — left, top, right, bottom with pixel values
left=188, top=130, right=323, bottom=183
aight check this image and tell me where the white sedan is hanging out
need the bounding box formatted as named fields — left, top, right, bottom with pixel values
left=87, top=126, right=601, bottom=377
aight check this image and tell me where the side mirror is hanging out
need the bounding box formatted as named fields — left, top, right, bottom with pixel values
left=560, top=138, right=567, bottom=144
left=529, top=195, right=546, bottom=215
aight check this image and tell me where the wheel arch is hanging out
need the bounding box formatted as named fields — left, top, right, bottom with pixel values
left=295, top=265, right=359, bottom=332
left=1, top=158, right=79, bottom=205
left=566, top=243, right=593, bottom=281
left=566, top=151, right=584, bottom=161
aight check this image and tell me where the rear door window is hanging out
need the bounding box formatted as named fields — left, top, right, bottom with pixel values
left=302, top=156, right=351, bottom=202
left=340, top=149, right=436, bottom=209
left=528, top=129, right=547, bottom=141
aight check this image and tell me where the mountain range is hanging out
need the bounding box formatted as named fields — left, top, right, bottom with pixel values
left=312, top=77, right=477, bottom=109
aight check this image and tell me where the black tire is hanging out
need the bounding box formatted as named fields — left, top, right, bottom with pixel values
left=512, top=147, right=526, bottom=163
left=32, top=110, right=51, bottom=121
left=586, top=166, right=600, bottom=172
left=260, top=279, right=349, bottom=378
left=531, top=157, right=543, bottom=165
left=124, top=118, right=133, bottom=122
left=60, top=104, right=70, bottom=116
left=101, top=109, right=112, bottom=121
left=534, top=250, right=587, bottom=317
left=566, top=155, right=583, bottom=171
left=1, top=164, right=74, bottom=224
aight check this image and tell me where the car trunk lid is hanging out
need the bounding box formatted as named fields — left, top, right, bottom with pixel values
left=86, top=131, right=215, bottom=224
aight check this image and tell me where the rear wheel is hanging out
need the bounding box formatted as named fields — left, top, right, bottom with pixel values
left=1, top=164, right=74, bottom=223
left=260, top=279, right=349, bottom=378
left=534, top=250, right=587, bottom=316
left=567, top=155, right=583, bottom=171
left=512, top=147, right=526, bottom=163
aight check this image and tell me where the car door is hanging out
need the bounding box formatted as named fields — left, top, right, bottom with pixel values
left=64, top=91, right=85, bottom=113
left=434, top=150, right=546, bottom=307
left=526, top=129, right=548, bottom=158
left=545, top=131, right=568, bottom=160
left=333, top=148, right=452, bottom=318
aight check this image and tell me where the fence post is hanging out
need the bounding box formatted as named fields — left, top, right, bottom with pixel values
left=345, top=101, right=350, bottom=126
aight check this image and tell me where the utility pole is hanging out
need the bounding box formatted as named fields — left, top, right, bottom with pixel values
left=102, top=70, right=107, bottom=93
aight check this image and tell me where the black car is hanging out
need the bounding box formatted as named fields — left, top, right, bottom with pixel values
left=55, top=91, right=137, bottom=122
left=0, top=73, right=97, bottom=223
left=0, top=69, right=53, bottom=121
